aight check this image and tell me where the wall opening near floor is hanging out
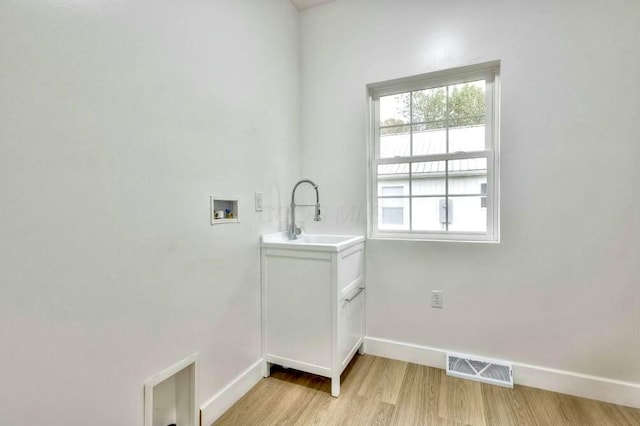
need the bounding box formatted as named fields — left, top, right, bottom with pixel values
left=144, top=355, right=197, bottom=426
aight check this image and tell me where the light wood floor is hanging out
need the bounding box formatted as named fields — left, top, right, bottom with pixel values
left=213, top=354, right=640, bottom=425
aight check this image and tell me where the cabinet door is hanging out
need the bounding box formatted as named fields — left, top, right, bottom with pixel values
left=338, top=286, right=364, bottom=370
left=265, top=253, right=332, bottom=369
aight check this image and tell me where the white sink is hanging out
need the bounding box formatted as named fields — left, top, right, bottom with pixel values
left=261, top=232, right=365, bottom=252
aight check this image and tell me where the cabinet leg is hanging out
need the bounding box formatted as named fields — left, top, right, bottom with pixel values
left=263, top=361, right=271, bottom=378
left=331, top=375, right=340, bottom=397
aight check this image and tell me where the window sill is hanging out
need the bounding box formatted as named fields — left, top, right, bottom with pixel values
left=369, top=232, right=499, bottom=244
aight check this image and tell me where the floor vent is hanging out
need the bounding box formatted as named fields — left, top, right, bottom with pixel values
left=446, top=353, right=513, bottom=388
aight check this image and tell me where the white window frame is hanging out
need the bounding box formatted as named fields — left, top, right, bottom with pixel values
left=366, top=61, right=500, bottom=242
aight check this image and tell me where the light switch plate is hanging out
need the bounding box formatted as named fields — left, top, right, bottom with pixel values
left=255, top=192, right=263, bottom=212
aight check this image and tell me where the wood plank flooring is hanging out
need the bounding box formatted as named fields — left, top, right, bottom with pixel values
left=213, top=354, right=640, bottom=426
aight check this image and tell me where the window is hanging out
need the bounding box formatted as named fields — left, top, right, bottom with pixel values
left=367, top=62, right=500, bottom=242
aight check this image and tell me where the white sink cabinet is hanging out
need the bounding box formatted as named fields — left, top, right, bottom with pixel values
left=260, top=233, right=365, bottom=397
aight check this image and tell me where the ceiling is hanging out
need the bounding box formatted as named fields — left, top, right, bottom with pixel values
left=290, top=0, right=337, bottom=11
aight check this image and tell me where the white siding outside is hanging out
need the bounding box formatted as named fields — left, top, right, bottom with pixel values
left=377, top=126, right=487, bottom=232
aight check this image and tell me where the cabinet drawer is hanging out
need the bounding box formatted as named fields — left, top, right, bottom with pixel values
left=338, top=243, right=364, bottom=292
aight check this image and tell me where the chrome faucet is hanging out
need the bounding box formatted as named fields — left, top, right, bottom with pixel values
left=289, top=179, right=321, bottom=239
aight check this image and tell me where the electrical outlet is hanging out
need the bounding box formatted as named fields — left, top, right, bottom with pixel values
left=431, top=290, right=443, bottom=309
left=255, top=192, right=263, bottom=212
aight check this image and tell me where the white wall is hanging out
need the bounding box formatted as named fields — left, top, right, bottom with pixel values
left=0, top=0, right=299, bottom=424
left=300, top=0, right=640, bottom=384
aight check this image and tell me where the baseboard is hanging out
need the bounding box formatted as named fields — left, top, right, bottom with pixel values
left=364, top=337, right=640, bottom=409
left=199, top=359, right=263, bottom=426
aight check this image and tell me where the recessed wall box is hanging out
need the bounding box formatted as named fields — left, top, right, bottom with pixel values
left=210, top=196, right=239, bottom=225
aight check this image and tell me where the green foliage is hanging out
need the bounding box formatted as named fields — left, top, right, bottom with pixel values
left=448, top=85, right=485, bottom=126
left=381, top=118, right=406, bottom=127
left=409, top=88, right=447, bottom=125
left=380, top=118, right=408, bottom=135
left=382, top=84, right=485, bottom=134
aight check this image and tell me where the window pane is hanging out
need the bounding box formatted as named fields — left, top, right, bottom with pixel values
left=412, top=87, right=447, bottom=123
left=449, top=119, right=485, bottom=152
left=378, top=197, right=409, bottom=230
left=448, top=80, right=486, bottom=152
left=380, top=93, right=410, bottom=126
left=447, top=196, right=487, bottom=232
left=447, top=81, right=485, bottom=120
left=377, top=164, right=409, bottom=196
left=380, top=125, right=410, bottom=158
left=382, top=207, right=404, bottom=225
left=411, top=197, right=443, bottom=232
left=412, top=123, right=446, bottom=155
left=381, top=186, right=404, bottom=197
left=411, top=161, right=446, bottom=195
left=448, top=158, right=487, bottom=195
